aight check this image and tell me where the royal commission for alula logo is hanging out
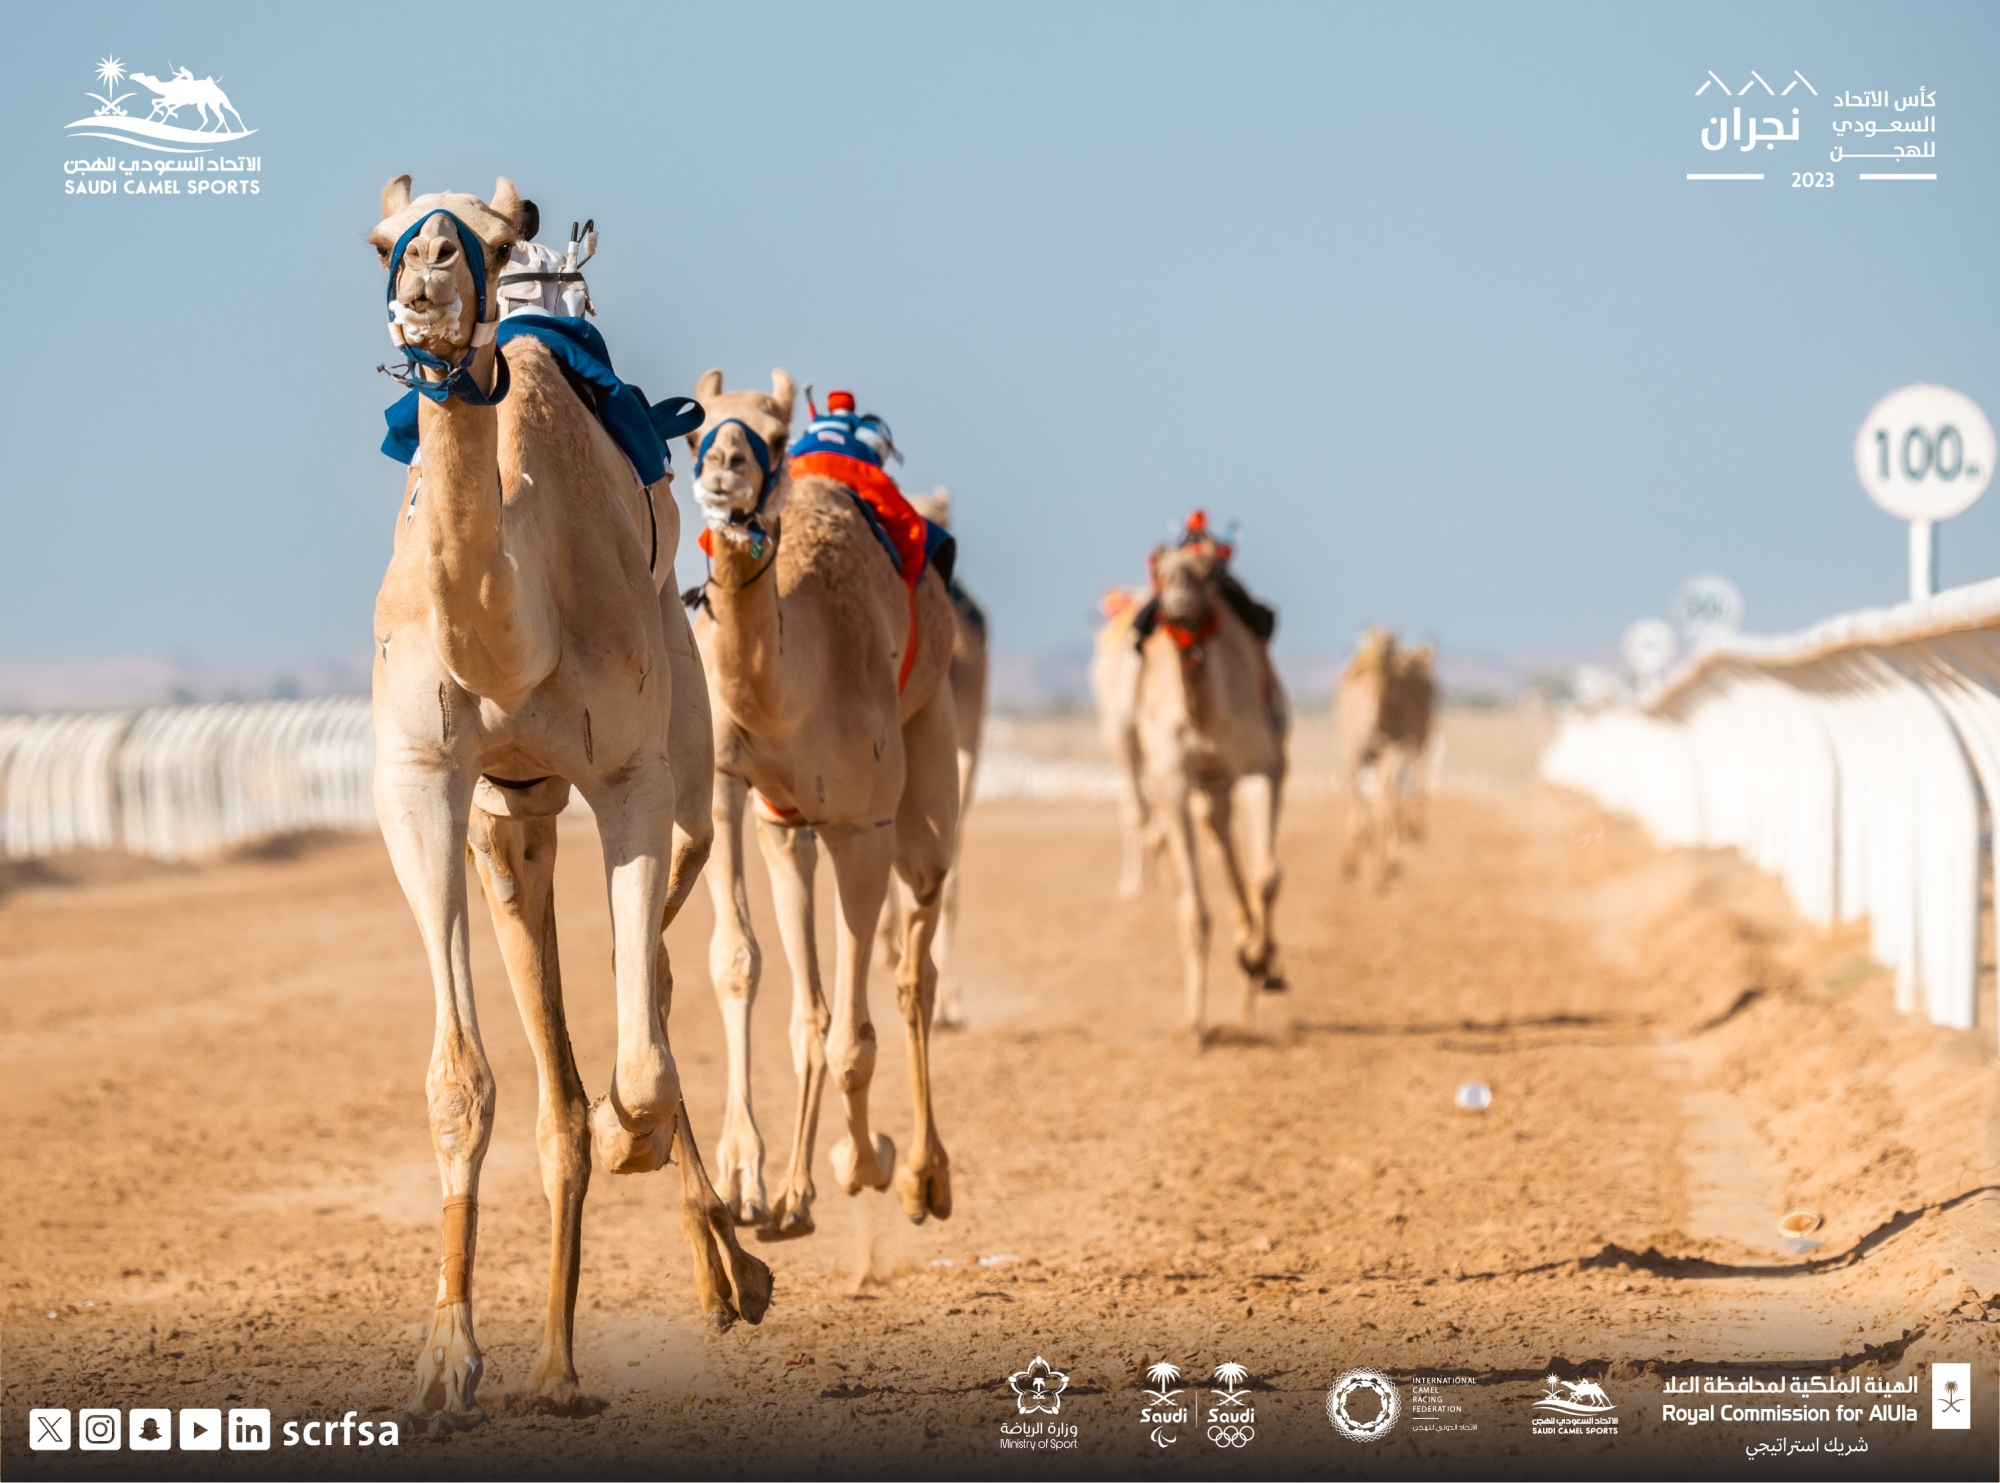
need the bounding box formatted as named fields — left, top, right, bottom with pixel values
left=63, top=54, right=261, bottom=197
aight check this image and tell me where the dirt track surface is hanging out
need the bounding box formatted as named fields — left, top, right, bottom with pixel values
left=5, top=732, right=2000, bottom=1479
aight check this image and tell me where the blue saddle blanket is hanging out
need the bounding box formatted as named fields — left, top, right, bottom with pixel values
left=382, top=315, right=696, bottom=486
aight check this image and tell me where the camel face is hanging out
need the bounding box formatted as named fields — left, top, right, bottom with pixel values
left=687, top=369, right=796, bottom=545
left=386, top=214, right=480, bottom=354
left=1153, top=544, right=1221, bottom=631
left=369, top=175, right=524, bottom=358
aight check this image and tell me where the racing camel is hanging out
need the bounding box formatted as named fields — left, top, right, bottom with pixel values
left=1125, top=520, right=1289, bottom=1038
left=367, top=175, right=768, bottom=1434
left=684, top=376, right=959, bottom=1240
left=1336, top=628, right=1436, bottom=885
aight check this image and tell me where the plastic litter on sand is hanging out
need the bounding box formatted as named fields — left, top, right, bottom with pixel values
left=1454, top=1080, right=1493, bottom=1111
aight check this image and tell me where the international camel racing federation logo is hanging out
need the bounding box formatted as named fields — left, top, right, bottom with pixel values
left=63, top=55, right=261, bottom=198
left=1327, top=1367, right=1402, bottom=1443
left=1531, top=1371, right=1619, bottom=1436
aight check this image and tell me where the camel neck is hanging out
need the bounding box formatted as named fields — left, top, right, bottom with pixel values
left=702, top=525, right=804, bottom=734
left=414, top=360, right=554, bottom=699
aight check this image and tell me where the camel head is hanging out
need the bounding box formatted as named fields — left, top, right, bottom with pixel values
left=370, top=175, right=527, bottom=363
left=687, top=368, right=797, bottom=550
left=1397, top=639, right=1436, bottom=678
left=908, top=486, right=953, bottom=529
left=1150, top=540, right=1224, bottom=637
left=1346, top=626, right=1398, bottom=679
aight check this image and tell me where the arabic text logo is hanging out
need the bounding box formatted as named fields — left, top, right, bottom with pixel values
left=1326, top=1368, right=1401, bottom=1443
left=1009, top=1356, right=1068, bottom=1415
left=1533, top=1374, right=1616, bottom=1416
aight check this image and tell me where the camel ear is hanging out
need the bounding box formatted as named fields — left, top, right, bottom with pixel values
left=769, top=369, right=796, bottom=426
left=695, top=368, right=725, bottom=401
left=491, top=177, right=523, bottom=230
left=931, top=486, right=953, bottom=522
left=381, top=174, right=411, bottom=218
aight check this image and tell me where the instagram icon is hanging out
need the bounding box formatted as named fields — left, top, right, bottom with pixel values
left=78, top=1409, right=121, bottom=1451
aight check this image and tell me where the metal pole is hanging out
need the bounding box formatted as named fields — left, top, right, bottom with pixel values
left=1910, top=517, right=1937, bottom=602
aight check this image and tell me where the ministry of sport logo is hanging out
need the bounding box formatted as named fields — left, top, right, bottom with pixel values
left=1327, top=1367, right=1402, bottom=1443
left=999, top=1357, right=1078, bottom=1452
left=63, top=55, right=261, bottom=198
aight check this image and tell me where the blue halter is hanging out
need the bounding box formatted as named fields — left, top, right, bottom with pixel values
left=385, top=209, right=509, bottom=407
left=695, top=418, right=776, bottom=513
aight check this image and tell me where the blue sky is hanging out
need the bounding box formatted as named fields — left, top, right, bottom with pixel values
left=3, top=1, right=1996, bottom=692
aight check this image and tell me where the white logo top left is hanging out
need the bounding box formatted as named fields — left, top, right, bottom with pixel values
left=63, top=56, right=262, bottom=199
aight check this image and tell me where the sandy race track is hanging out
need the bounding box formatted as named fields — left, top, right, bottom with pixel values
left=5, top=712, right=1999, bottom=1480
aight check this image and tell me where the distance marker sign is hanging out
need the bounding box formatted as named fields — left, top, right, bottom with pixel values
left=1853, top=384, right=1995, bottom=523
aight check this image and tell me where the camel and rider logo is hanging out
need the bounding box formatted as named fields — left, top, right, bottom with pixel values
left=66, top=55, right=255, bottom=152
left=1530, top=1371, right=1619, bottom=1435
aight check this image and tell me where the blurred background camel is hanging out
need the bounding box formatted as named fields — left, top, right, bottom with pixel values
left=878, top=487, right=988, bottom=1028
left=1336, top=628, right=1437, bottom=886
left=1124, top=527, right=1288, bottom=1038
left=1091, top=585, right=1155, bottom=899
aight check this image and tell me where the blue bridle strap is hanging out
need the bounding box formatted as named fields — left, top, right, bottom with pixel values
left=386, top=209, right=507, bottom=406
left=695, top=418, right=775, bottom=511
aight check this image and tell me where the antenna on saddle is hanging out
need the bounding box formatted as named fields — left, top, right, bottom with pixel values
left=803, top=382, right=818, bottom=419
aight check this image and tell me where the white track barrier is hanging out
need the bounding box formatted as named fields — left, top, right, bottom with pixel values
left=1543, top=579, right=2000, bottom=1037
left=0, top=697, right=374, bottom=862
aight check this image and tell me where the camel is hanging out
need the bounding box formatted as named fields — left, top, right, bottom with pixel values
left=683, top=374, right=959, bottom=1240
left=1091, top=586, right=1154, bottom=898
left=1128, top=535, right=1289, bottom=1036
left=1336, top=629, right=1436, bottom=884
left=877, top=487, right=989, bottom=1028
left=367, top=175, right=768, bottom=1433
left=130, top=70, right=247, bottom=132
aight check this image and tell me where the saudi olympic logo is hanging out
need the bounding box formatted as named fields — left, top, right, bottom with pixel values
left=1326, top=1367, right=1401, bottom=1443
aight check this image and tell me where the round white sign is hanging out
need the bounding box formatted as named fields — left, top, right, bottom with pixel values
left=1853, top=384, right=1996, bottom=522
left=1673, top=573, right=1744, bottom=637
left=1622, top=618, right=1678, bottom=679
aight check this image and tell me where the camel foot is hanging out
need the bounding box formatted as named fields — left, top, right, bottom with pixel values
left=831, top=1132, right=895, bottom=1196
left=893, top=1145, right=952, bottom=1223
left=713, top=1120, right=768, bottom=1226
left=682, top=1191, right=775, bottom=1330
left=407, top=1302, right=485, bottom=1434
left=1237, top=945, right=1289, bottom=993
left=757, top=1181, right=817, bottom=1242
left=531, top=1371, right=582, bottom=1409
left=591, top=1096, right=673, bottom=1174
left=934, top=999, right=968, bottom=1032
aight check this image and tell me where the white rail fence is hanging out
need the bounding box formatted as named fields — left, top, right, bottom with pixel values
left=0, top=698, right=375, bottom=862
left=1543, top=579, right=2000, bottom=1038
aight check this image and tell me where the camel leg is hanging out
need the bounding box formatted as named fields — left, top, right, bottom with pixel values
left=1154, top=771, right=1211, bottom=1037
left=660, top=588, right=715, bottom=931
left=585, top=773, right=681, bottom=1174
left=668, top=1095, right=774, bottom=1328
left=1112, top=715, right=1152, bottom=899
left=756, top=817, right=829, bottom=1241
left=702, top=773, right=765, bottom=1225
left=467, top=809, right=587, bottom=1405
left=932, top=742, right=979, bottom=1029
left=888, top=686, right=960, bottom=1222
left=1236, top=772, right=1286, bottom=993
left=1197, top=780, right=1260, bottom=1025
left=377, top=766, right=493, bottom=1432
left=1372, top=746, right=1402, bottom=888
left=820, top=821, right=897, bottom=1197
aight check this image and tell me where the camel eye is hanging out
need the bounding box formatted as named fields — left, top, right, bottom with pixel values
left=375, top=244, right=391, bottom=267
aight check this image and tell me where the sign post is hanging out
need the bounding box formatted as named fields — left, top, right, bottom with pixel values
left=1621, top=618, right=1678, bottom=692
left=1853, top=384, right=1996, bottom=601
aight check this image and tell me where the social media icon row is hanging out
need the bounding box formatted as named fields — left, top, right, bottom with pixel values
left=28, top=1407, right=271, bottom=1450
